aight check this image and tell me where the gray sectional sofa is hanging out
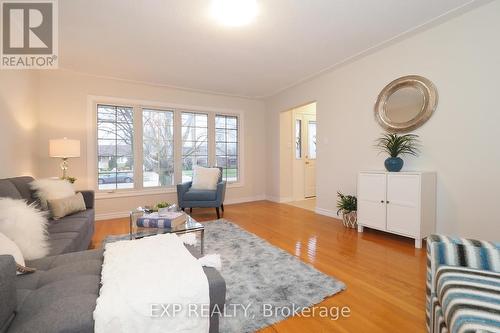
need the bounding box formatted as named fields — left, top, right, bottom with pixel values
left=0, top=176, right=95, bottom=255
left=1, top=250, right=103, bottom=333
left=0, top=246, right=226, bottom=333
left=0, top=176, right=226, bottom=333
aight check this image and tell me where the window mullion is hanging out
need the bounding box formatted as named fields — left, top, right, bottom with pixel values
left=134, top=106, right=143, bottom=190
left=174, top=109, right=183, bottom=184
left=208, top=112, right=216, bottom=167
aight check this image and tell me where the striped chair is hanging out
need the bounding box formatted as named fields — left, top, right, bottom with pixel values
left=426, top=235, right=500, bottom=333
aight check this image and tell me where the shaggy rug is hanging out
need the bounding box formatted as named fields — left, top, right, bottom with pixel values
left=104, top=219, right=345, bottom=332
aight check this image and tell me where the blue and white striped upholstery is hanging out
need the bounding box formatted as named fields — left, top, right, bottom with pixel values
left=427, top=235, right=500, bottom=333
left=436, top=266, right=500, bottom=332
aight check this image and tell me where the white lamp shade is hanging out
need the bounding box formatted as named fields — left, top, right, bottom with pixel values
left=49, top=138, right=80, bottom=158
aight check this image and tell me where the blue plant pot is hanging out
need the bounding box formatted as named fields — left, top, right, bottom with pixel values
left=384, top=157, right=404, bottom=172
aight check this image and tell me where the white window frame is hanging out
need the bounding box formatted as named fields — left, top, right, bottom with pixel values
left=94, top=103, right=137, bottom=192
left=141, top=107, right=176, bottom=189
left=180, top=110, right=210, bottom=183
left=87, top=96, right=244, bottom=199
left=215, top=113, right=240, bottom=182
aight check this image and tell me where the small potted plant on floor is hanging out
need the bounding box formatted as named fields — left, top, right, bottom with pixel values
left=336, top=192, right=357, bottom=228
left=375, top=133, right=420, bottom=172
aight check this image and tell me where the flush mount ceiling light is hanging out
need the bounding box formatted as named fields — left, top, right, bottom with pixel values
left=211, top=0, right=258, bottom=26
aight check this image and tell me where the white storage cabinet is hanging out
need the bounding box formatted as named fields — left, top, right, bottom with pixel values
left=356, top=171, right=436, bottom=248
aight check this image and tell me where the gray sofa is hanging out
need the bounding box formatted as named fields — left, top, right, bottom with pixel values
left=0, top=176, right=95, bottom=255
left=0, top=247, right=226, bottom=333
left=0, top=176, right=226, bottom=333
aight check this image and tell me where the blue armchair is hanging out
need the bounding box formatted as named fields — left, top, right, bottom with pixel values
left=176, top=167, right=226, bottom=218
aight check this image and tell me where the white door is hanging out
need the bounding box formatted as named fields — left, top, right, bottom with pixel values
left=304, top=115, right=316, bottom=198
left=386, top=174, right=420, bottom=237
left=357, top=173, right=387, bottom=230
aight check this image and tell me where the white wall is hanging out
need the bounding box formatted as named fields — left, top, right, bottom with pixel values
left=36, top=70, right=267, bottom=218
left=0, top=71, right=38, bottom=178
left=278, top=109, right=293, bottom=202
left=265, top=1, right=500, bottom=240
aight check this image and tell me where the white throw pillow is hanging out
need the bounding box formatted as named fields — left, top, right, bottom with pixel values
left=0, top=232, right=25, bottom=266
left=191, top=166, right=221, bottom=190
left=0, top=198, right=49, bottom=260
left=30, top=178, right=75, bottom=210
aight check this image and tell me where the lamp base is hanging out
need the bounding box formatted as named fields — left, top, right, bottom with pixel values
left=60, top=158, right=69, bottom=179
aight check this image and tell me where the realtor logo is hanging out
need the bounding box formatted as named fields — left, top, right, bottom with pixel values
left=1, top=0, right=58, bottom=69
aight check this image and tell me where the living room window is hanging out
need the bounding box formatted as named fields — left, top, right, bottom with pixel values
left=181, top=112, right=209, bottom=182
left=97, top=105, right=135, bottom=190
left=92, top=100, right=241, bottom=195
left=215, top=115, right=239, bottom=182
left=143, top=109, right=175, bottom=187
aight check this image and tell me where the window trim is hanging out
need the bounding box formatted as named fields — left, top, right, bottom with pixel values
left=87, top=95, right=244, bottom=199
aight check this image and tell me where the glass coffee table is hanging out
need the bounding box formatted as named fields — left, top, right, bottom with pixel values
left=129, top=209, right=205, bottom=254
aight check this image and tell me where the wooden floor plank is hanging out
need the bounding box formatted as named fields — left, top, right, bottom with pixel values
left=91, top=200, right=426, bottom=332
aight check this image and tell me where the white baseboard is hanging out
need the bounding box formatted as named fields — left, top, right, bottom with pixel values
left=265, top=195, right=279, bottom=202
left=95, top=194, right=267, bottom=221
left=96, top=200, right=344, bottom=222
left=224, top=194, right=267, bottom=205
left=315, top=207, right=339, bottom=219
left=265, top=195, right=293, bottom=203
left=96, top=211, right=130, bottom=221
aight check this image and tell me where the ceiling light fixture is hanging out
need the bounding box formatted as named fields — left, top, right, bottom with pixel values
left=211, top=0, right=257, bottom=27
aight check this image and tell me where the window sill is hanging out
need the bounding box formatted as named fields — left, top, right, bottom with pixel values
left=95, top=187, right=177, bottom=200
left=227, top=182, right=243, bottom=189
left=95, top=181, right=243, bottom=200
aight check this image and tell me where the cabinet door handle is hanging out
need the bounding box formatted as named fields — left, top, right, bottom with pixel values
left=380, top=200, right=384, bottom=203
left=386, top=201, right=390, bottom=204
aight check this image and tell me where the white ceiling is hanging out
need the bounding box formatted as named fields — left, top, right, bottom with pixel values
left=59, top=0, right=483, bottom=98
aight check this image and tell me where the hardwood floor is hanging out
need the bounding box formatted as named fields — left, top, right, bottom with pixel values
left=91, top=201, right=427, bottom=332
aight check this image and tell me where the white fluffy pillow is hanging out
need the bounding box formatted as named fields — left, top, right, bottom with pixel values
left=191, top=166, right=221, bottom=190
left=30, top=178, right=75, bottom=210
left=0, top=198, right=49, bottom=260
left=0, top=232, right=25, bottom=266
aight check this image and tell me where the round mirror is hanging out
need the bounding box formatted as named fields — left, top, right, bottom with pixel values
left=375, top=75, right=437, bottom=132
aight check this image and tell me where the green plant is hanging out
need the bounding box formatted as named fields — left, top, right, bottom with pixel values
left=336, top=191, right=357, bottom=215
left=375, top=133, right=420, bottom=158
left=154, top=201, right=172, bottom=210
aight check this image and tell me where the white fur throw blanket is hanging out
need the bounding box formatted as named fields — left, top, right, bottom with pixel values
left=94, top=234, right=210, bottom=333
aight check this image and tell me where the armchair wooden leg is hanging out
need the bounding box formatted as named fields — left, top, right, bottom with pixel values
left=189, top=207, right=193, bottom=214
left=216, top=207, right=220, bottom=219
left=221, top=204, right=224, bottom=212
left=181, top=207, right=185, bottom=211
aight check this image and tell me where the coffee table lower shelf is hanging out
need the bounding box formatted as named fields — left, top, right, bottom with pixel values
left=129, top=210, right=205, bottom=255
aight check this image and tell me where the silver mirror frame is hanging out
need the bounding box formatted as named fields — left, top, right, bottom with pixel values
left=374, top=75, right=438, bottom=133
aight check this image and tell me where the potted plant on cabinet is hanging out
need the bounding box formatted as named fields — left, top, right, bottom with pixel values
left=336, top=192, right=357, bottom=228
left=375, top=133, right=420, bottom=172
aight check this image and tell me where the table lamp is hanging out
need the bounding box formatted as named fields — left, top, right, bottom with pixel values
left=49, top=138, right=80, bottom=179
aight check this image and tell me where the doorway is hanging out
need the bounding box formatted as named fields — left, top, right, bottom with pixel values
left=302, top=113, right=316, bottom=198
left=279, top=102, right=317, bottom=210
